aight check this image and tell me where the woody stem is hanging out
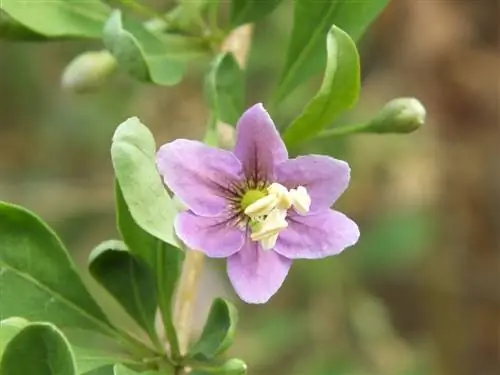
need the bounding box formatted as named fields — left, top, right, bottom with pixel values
left=173, top=24, right=254, bottom=356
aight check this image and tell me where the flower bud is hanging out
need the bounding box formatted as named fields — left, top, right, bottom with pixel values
left=219, top=358, right=248, bottom=374
left=61, top=50, right=117, bottom=93
left=367, top=98, right=426, bottom=134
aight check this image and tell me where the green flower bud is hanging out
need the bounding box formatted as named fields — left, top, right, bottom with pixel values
left=219, top=358, right=247, bottom=374
left=367, top=97, right=426, bottom=134
left=61, top=50, right=117, bottom=93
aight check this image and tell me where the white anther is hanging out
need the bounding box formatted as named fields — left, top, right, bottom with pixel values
left=244, top=194, right=278, bottom=218
left=267, top=182, right=293, bottom=210
left=289, top=186, right=311, bottom=215
left=250, top=209, right=288, bottom=250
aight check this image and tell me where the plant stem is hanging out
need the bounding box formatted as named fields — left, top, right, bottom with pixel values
left=173, top=24, right=254, bottom=356
left=317, top=123, right=369, bottom=139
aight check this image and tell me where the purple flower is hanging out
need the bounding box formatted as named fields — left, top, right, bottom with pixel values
left=157, top=104, right=359, bottom=304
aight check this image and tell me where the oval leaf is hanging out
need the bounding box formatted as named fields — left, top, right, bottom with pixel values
left=0, top=202, right=113, bottom=334
left=0, top=317, right=28, bottom=355
left=0, top=11, right=49, bottom=41
left=274, top=0, right=388, bottom=103
left=191, top=359, right=247, bottom=375
left=230, top=0, right=283, bottom=27
left=0, top=322, right=76, bottom=375
left=84, top=366, right=114, bottom=375
left=2, top=0, right=110, bottom=39
left=1, top=318, right=131, bottom=374
left=103, top=10, right=206, bottom=85
left=88, top=240, right=158, bottom=346
left=189, top=298, right=238, bottom=360
left=282, top=25, right=360, bottom=148
left=113, top=364, right=163, bottom=375
left=205, top=53, right=245, bottom=126
left=111, top=117, right=178, bottom=247
left=114, top=176, right=184, bottom=355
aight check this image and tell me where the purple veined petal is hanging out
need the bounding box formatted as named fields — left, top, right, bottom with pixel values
left=274, top=209, right=359, bottom=259
left=275, top=155, right=350, bottom=212
left=157, top=139, right=244, bottom=216
left=234, top=103, right=288, bottom=182
left=227, top=239, right=292, bottom=304
left=175, top=211, right=244, bottom=258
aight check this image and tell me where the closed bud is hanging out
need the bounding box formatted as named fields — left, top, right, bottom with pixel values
left=61, top=50, right=117, bottom=93
left=220, top=358, right=247, bottom=374
left=367, top=98, right=426, bottom=134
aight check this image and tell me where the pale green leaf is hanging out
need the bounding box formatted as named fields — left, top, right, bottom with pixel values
left=2, top=0, right=110, bottom=38
left=0, top=322, right=76, bottom=375
left=230, top=0, right=283, bottom=26
left=114, top=164, right=184, bottom=356
left=88, top=240, right=159, bottom=348
left=111, top=117, right=178, bottom=247
left=189, top=298, right=238, bottom=360
left=274, top=0, right=389, bottom=103
left=103, top=10, right=207, bottom=85
left=0, top=317, right=28, bottom=355
left=84, top=366, right=114, bottom=375
left=283, top=25, right=360, bottom=148
left=113, top=364, right=163, bottom=375
left=73, top=345, right=133, bottom=374
left=0, top=11, right=48, bottom=41
left=0, top=202, right=113, bottom=334
left=205, top=53, right=245, bottom=126
left=191, top=358, right=247, bottom=375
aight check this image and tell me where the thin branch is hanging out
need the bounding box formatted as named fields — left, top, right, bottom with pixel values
left=173, top=24, right=254, bottom=356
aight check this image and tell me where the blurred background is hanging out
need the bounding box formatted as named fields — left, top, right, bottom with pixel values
left=1, top=0, right=499, bottom=374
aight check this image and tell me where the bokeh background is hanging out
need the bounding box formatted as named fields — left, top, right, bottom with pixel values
left=1, top=1, right=499, bottom=374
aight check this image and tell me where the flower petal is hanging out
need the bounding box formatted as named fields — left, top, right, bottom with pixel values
left=275, top=155, right=350, bottom=212
left=274, top=210, right=359, bottom=259
left=227, top=240, right=292, bottom=304
left=234, top=103, right=288, bottom=182
left=175, top=211, right=244, bottom=258
left=157, top=139, right=243, bottom=216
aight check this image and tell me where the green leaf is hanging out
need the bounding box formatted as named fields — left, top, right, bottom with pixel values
left=189, top=298, right=238, bottom=360
left=0, top=11, right=48, bottom=41
left=191, top=359, right=247, bottom=375
left=230, top=0, right=283, bottom=26
left=0, top=322, right=76, bottom=375
left=73, top=345, right=133, bottom=375
left=1, top=318, right=131, bottom=374
left=88, top=240, right=159, bottom=349
left=274, top=0, right=388, bottom=103
left=0, top=317, right=28, bottom=355
left=0, top=202, right=113, bottom=334
left=113, top=364, right=163, bottom=375
left=114, top=179, right=184, bottom=357
left=1, top=0, right=110, bottom=39
left=103, top=10, right=207, bottom=85
left=84, top=366, right=114, bottom=375
left=69, top=330, right=136, bottom=375
left=205, top=53, right=245, bottom=126
left=282, top=25, right=360, bottom=148
left=111, top=117, right=178, bottom=248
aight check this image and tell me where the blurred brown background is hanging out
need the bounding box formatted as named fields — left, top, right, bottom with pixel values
left=0, top=1, right=499, bottom=374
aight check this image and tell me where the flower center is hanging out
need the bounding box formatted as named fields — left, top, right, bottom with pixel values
left=240, top=189, right=267, bottom=211
left=242, top=183, right=311, bottom=251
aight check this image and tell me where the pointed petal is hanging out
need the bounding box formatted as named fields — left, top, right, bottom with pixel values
left=234, top=103, right=288, bottom=182
left=275, top=155, right=350, bottom=212
left=157, top=139, right=243, bottom=216
left=175, top=211, right=244, bottom=258
left=227, top=240, right=292, bottom=304
left=274, top=210, right=359, bottom=259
